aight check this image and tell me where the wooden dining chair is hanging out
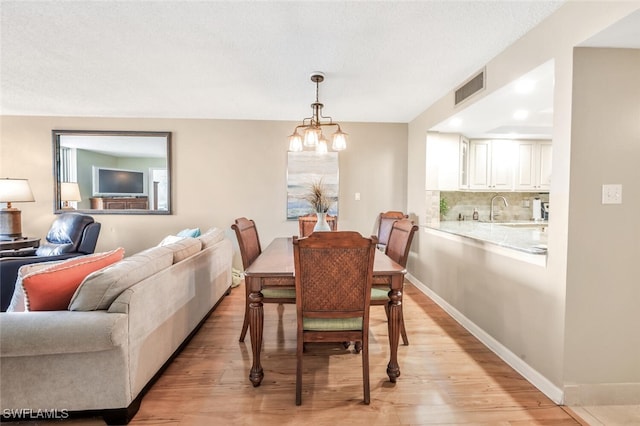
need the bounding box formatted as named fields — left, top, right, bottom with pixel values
left=297, top=213, right=338, bottom=237
left=231, top=217, right=296, bottom=342
left=293, top=231, right=376, bottom=405
left=376, top=211, right=408, bottom=251
left=371, top=218, right=418, bottom=346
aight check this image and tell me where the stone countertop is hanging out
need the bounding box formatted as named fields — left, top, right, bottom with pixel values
left=424, top=220, right=548, bottom=255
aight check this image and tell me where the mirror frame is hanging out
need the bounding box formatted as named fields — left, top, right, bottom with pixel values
left=52, top=130, right=172, bottom=215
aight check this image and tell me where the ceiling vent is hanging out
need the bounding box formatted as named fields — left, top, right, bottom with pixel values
left=455, top=68, right=485, bottom=106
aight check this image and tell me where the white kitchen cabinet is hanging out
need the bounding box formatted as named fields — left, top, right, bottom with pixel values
left=459, top=137, right=469, bottom=189
left=469, top=140, right=515, bottom=190
left=538, top=142, right=552, bottom=190
left=426, top=133, right=463, bottom=190
left=515, top=141, right=552, bottom=190
left=429, top=136, right=551, bottom=192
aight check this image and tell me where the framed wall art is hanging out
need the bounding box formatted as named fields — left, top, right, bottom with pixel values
left=286, top=151, right=339, bottom=219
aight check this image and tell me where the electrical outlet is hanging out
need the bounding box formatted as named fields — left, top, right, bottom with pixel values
left=602, top=184, right=622, bottom=204
left=354, top=192, right=361, bottom=201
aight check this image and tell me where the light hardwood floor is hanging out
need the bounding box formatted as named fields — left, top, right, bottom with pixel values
left=9, top=280, right=627, bottom=425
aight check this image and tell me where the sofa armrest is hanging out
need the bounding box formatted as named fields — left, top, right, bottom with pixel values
left=0, top=311, right=127, bottom=357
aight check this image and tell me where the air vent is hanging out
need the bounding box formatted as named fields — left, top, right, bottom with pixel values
left=455, top=69, right=485, bottom=106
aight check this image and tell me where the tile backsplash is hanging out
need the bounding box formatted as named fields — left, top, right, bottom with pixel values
left=427, top=191, right=550, bottom=223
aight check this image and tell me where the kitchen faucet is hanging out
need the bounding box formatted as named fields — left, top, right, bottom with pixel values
left=490, top=195, right=509, bottom=222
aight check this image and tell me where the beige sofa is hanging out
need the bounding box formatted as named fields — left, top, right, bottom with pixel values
left=0, top=228, right=233, bottom=424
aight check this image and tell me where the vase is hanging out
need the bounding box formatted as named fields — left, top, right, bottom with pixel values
left=313, top=212, right=331, bottom=232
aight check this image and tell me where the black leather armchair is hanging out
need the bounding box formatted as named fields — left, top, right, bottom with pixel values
left=0, top=213, right=101, bottom=311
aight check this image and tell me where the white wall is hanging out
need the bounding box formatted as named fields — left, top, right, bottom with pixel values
left=0, top=116, right=407, bottom=268
left=407, top=2, right=639, bottom=403
left=563, top=47, right=640, bottom=405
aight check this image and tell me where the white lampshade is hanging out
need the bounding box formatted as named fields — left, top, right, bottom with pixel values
left=61, top=182, right=82, bottom=202
left=0, top=178, right=34, bottom=240
left=0, top=178, right=35, bottom=205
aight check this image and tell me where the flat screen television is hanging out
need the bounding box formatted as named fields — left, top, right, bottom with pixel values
left=92, top=166, right=147, bottom=197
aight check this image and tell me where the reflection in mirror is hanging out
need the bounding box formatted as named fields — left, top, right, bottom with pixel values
left=53, top=130, right=172, bottom=215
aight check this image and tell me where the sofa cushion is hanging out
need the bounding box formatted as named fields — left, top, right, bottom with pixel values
left=161, top=237, right=202, bottom=263
left=197, top=227, right=225, bottom=249
left=21, top=248, right=125, bottom=311
left=69, top=245, right=173, bottom=311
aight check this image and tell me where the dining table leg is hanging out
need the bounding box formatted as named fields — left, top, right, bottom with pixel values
left=248, top=277, right=264, bottom=387
left=386, top=275, right=403, bottom=382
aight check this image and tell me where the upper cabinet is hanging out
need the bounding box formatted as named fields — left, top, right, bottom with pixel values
left=515, top=141, right=552, bottom=190
left=459, top=137, right=470, bottom=189
left=426, top=133, right=463, bottom=191
left=427, top=134, right=551, bottom=192
left=468, top=140, right=517, bottom=190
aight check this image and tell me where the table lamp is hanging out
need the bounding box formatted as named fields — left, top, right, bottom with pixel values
left=61, top=182, right=82, bottom=210
left=0, top=178, right=35, bottom=240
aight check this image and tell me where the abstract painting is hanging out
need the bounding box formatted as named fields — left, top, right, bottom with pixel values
left=286, top=151, right=339, bottom=219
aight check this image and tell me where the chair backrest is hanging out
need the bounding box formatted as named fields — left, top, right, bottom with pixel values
left=385, top=218, right=418, bottom=268
left=35, top=213, right=98, bottom=256
left=377, top=211, right=408, bottom=247
left=293, top=231, right=375, bottom=321
left=231, top=217, right=262, bottom=270
left=297, top=213, right=338, bottom=237
left=76, top=222, right=101, bottom=254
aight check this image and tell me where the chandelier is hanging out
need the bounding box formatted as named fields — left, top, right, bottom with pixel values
left=288, top=72, right=348, bottom=153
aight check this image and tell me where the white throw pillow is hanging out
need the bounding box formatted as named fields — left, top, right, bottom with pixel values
left=158, top=234, right=185, bottom=246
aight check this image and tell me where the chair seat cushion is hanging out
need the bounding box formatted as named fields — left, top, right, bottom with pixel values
left=370, top=287, right=389, bottom=301
left=262, top=288, right=296, bottom=299
left=303, top=317, right=363, bottom=331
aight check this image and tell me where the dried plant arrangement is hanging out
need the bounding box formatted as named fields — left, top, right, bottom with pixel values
left=303, top=179, right=333, bottom=213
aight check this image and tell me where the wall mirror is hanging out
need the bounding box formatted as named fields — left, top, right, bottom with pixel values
left=53, top=130, right=172, bottom=215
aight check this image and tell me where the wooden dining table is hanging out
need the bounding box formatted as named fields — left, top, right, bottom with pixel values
left=243, top=237, right=407, bottom=387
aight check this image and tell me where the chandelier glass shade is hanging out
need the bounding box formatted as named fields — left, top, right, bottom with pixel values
left=288, top=72, right=348, bottom=153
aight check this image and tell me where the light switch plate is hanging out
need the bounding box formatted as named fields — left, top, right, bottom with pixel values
left=602, top=184, right=622, bottom=204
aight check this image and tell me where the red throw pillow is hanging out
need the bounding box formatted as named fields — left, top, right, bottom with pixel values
left=22, top=248, right=125, bottom=311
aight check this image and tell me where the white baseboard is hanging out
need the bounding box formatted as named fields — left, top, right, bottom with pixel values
left=407, top=273, right=565, bottom=404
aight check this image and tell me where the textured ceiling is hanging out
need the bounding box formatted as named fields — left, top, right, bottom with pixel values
left=0, top=1, right=567, bottom=123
